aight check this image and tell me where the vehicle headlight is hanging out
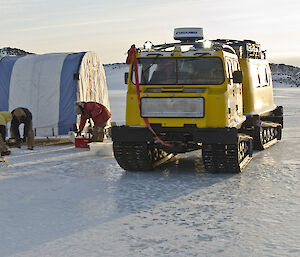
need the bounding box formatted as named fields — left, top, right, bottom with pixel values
left=203, top=40, right=212, bottom=48
left=144, top=41, right=153, bottom=50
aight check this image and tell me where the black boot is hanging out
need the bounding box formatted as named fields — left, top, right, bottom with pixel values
left=15, top=139, right=22, bottom=148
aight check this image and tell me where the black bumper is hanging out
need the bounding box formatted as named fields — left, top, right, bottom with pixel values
left=112, top=125, right=239, bottom=145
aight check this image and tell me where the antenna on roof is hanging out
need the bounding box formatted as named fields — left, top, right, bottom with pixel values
left=174, top=28, right=204, bottom=42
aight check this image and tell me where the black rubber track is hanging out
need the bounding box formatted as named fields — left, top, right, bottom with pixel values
left=113, top=142, right=171, bottom=171
left=202, top=134, right=253, bottom=173
left=254, top=122, right=282, bottom=150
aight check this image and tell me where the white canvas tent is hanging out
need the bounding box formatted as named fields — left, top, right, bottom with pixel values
left=0, top=52, right=110, bottom=136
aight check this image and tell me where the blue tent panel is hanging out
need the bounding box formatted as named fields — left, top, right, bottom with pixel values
left=58, top=52, right=86, bottom=135
left=0, top=56, right=20, bottom=111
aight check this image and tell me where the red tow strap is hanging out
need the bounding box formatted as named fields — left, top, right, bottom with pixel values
left=126, top=45, right=171, bottom=147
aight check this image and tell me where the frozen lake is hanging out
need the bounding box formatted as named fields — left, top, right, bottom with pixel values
left=0, top=88, right=299, bottom=256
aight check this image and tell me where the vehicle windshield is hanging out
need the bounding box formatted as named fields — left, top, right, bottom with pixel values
left=132, top=57, right=225, bottom=85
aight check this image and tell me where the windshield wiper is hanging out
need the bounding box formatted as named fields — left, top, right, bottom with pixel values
left=140, top=54, right=161, bottom=84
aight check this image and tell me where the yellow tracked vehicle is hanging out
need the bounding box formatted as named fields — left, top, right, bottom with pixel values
left=112, top=28, right=283, bottom=172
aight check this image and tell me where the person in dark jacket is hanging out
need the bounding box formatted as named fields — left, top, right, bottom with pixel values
left=0, top=111, right=12, bottom=156
left=74, top=102, right=111, bottom=142
left=10, top=107, right=34, bottom=150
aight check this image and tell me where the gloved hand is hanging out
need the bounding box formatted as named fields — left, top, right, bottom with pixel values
left=86, top=112, right=91, bottom=118
left=87, top=126, right=93, bottom=133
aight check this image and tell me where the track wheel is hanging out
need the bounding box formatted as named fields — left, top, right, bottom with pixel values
left=254, top=122, right=282, bottom=150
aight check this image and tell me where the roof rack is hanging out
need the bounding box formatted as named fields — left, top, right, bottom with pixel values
left=139, top=39, right=266, bottom=60
left=150, top=42, right=201, bottom=51
left=212, top=39, right=264, bottom=59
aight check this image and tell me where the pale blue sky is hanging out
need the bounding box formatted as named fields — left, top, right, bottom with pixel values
left=1, top=0, right=300, bottom=66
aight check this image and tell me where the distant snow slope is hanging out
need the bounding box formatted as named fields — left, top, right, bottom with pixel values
left=1, top=47, right=299, bottom=88
left=104, top=63, right=129, bottom=91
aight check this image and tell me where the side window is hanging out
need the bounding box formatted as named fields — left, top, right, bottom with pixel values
left=265, top=67, right=271, bottom=87
left=260, top=66, right=268, bottom=87
left=232, top=60, right=239, bottom=72
left=257, top=71, right=261, bottom=86
left=230, top=60, right=235, bottom=73
left=256, top=65, right=270, bottom=87
left=226, top=61, right=231, bottom=79
left=226, top=61, right=233, bottom=79
left=226, top=58, right=240, bottom=81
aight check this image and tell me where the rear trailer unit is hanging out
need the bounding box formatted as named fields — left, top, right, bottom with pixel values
left=112, top=28, right=283, bottom=172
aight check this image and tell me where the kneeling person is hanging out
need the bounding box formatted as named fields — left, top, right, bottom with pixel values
left=11, top=108, right=34, bottom=150
left=74, top=102, right=111, bottom=142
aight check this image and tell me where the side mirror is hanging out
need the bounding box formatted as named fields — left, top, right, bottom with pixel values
left=233, top=70, right=243, bottom=83
left=124, top=72, right=129, bottom=84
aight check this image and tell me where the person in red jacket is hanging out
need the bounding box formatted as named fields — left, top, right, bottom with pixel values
left=74, top=102, right=111, bottom=142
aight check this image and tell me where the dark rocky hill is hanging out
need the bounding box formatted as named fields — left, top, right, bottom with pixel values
left=270, top=63, right=300, bottom=87
left=0, top=47, right=34, bottom=58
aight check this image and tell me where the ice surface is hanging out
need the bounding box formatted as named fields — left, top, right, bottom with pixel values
left=88, top=141, right=113, bottom=156
left=0, top=89, right=299, bottom=257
